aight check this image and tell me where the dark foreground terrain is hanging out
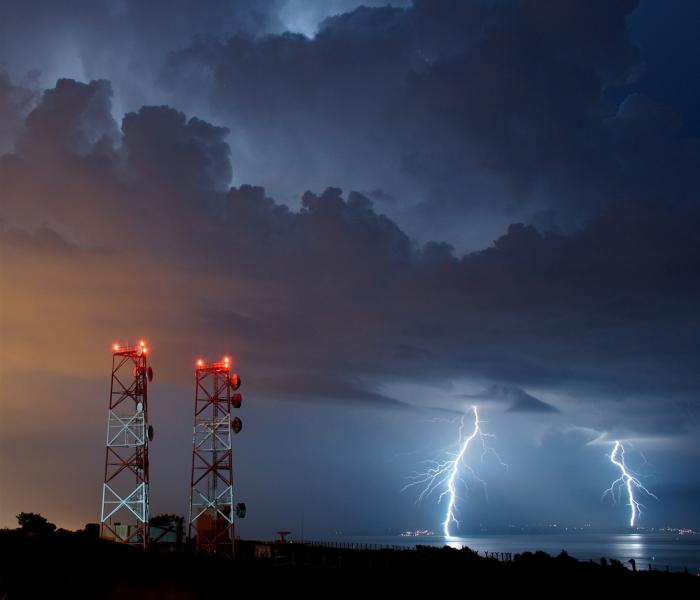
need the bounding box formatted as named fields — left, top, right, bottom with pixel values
left=1, top=529, right=698, bottom=599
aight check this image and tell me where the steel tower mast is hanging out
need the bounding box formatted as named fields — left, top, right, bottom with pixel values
left=188, top=356, right=244, bottom=558
left=100, top=340, right=154, bottom=548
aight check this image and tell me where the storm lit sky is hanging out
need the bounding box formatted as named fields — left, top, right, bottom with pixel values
left=1, top=0, right=699, bottom=537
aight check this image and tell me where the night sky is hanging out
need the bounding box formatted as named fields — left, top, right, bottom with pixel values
left=1, top=1, right=699, bottom=537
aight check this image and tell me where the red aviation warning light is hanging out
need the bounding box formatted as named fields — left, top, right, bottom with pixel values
left=188, top=354, right=245, bottom=558
left=100, top=338, right=155, bottom=548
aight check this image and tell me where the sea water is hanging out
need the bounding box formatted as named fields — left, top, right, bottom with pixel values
left=313, top=533, right=700, bottom=573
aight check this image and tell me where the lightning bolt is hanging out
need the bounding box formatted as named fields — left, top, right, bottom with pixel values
left=402, top=406, right=506, bottom=537
left=602, top=441, right=658, bottom=528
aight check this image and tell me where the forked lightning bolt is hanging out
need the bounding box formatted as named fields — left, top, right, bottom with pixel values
left=602, top=441, right=658, bottom=528
left=402, top=406, right=506, bottom=537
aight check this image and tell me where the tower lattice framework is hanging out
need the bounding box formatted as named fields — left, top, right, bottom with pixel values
left=188, top=356, right=243, bottom=558
left=100, top=341, right=153, bottom=548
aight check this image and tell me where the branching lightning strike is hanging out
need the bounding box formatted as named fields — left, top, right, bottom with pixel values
left=602, top=440, right=658, bottom=528
left=402, top=406, right=506, bottom=537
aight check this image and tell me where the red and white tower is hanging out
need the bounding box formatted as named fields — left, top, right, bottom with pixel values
left=100, top=340, right=154, bottom=548
left=188, top=356, right=244, bottom=558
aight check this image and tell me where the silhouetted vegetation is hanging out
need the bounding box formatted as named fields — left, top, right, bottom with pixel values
left=0, top=527, right=697, bottom=599
left=15, top=512, right=56, bottom=536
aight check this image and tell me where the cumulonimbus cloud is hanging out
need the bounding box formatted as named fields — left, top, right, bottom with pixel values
left=1, top=77, right=699, bottom=441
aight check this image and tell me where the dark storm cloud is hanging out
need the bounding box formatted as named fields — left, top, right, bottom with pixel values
left=19, top=79, right=119, bottom=157
left=2, top=77, right=699, bottom=441
left=2, top=1, right=698, bottom=248
left=256, top=371, right=408, bottom=408
left=459, top=384, right=559, bottom=413
left=122, top=106, right=232, bottom=192
left=0, top=73, right=35, bottom=154
left=156, top=0, right=700, bottom=250
left=0, top=0, right=407, bottom=121
left=0, top=1, right=284, bottom=84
